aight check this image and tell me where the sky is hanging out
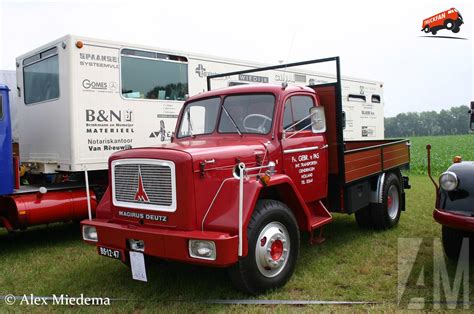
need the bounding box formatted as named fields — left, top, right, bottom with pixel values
left=0, top=0, right=472, bottom=117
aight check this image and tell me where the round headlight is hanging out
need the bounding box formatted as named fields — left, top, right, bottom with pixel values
left=439, top=171, right=458, bottom=191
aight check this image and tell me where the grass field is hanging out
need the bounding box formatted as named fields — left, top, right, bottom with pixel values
left=0, top=135, right=473, bottom=312
left=407, top=134, right=474, bottom=175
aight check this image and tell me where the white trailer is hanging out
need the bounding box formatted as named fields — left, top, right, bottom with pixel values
left=15, top=35, right=384, bottom=173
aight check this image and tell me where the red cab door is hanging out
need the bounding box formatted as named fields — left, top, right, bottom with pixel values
left=280, top=94, right=328, bottom=202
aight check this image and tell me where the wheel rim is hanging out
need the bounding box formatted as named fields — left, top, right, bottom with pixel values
left=387, top=185, right=399, bottom=220
left=255, top=221, right=290, bottom=278
left=447, top=22, right=453, bottom=29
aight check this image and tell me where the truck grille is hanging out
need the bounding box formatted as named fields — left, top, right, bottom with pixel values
left=112, top=159, right=176, bottom=212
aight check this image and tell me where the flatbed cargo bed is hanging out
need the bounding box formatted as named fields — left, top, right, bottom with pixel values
left=344, top=139, right=410, bottom=183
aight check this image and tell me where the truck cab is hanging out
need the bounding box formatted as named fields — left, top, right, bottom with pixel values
left=82, top=58, right=410, bottom=294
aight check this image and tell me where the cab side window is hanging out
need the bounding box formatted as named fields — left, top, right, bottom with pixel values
left=282, top=95, right=314, bottom=132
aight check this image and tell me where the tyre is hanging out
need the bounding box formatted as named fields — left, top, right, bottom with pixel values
left=444, top=20, right=455, bottom=30
left=355, top=206, right=373, bottom=229
left=452, top=27, right=460, bottom=33
left=370, top=172, right=402, bottom=230
left=432, top=30, right=437, bottom=35
left=423, top=26, right=430, bottom=33
left=442, top=226, right=468, bottom=261
left=228, top=199, right=300, bottom=294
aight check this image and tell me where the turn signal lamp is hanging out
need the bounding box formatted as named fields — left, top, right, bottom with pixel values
left=453, top=156, right=462, bottom=163
left=76, top=40, right=84, bottom=49
left=259, top=174, right=271, bottom=186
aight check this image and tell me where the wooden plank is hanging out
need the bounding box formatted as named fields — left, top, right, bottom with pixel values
left=344, top=148, right=382, bottom=183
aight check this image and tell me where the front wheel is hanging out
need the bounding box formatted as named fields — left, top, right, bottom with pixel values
left=442, top=226, right=470, bottom=260
left=228, top=199, right=300, bottom=294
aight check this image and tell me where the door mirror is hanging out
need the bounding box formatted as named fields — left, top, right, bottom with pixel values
left=310, top=106, right=326, bottom=133
left=470, top=101, right=474, bottom=130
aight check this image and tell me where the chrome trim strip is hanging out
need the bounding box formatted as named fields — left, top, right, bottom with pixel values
left=283, top=146, right=322, bottom=154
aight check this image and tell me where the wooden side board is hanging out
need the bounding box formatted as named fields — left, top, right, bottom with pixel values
left=344, top=140, right=409, bottom=183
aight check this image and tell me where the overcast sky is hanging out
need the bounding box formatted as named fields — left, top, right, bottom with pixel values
left=0, top=0, right=472, bottom=116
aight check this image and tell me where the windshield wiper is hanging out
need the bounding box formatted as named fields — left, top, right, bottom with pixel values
left=222, top=105, right=242, bottom=136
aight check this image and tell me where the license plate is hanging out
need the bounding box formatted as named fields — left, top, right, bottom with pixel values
left=98, top=246, right=123, bottom=260
left=130, top=251, right=148, bottom=282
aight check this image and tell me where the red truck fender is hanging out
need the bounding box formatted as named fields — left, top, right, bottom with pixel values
left=201, top=173, right=314, bottom=257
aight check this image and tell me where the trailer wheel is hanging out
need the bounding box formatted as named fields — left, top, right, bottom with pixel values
left=355, top=206, right=373, bottom=229
left=228, top=199, right=299, bottom=295
left=370, top=173, right=401, bottom=230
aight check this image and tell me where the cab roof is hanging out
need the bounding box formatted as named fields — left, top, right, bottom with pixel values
left=188, top=84, right=316, bottom=102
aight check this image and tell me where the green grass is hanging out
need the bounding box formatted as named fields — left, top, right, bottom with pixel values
left=1, top=175, right=473, bottom=312
left=408, top=134, right=474, bottom=175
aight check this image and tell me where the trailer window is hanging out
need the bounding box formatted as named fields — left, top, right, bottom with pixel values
left=348, top=94, right=366, bottom=103
left=371, top=95, right=381, bottom=103
left=283, top=96, right=314, bottom=132
left=23, top=47, right=59, bottom=105
left=121, top=49, right=188, bottom=101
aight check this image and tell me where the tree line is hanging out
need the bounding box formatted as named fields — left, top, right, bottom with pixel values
left=384, top=105, right=471, bottom=138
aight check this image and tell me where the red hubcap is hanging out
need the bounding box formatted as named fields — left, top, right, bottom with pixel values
left=270, top=240, right=283, bottom=260
left=387, top=195, right=393, bottom=208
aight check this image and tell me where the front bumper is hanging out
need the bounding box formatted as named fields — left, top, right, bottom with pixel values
left=433, top=209, right=474, bottom=233
left=81, top=219, right=239, bottom=267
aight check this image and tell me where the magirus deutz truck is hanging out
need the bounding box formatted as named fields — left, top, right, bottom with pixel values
left=81, top=58, right=411, bottom=294
left=1, top=35, right=386, bottom=234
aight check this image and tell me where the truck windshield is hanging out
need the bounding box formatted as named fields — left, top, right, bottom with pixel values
left=177, top=94, right=275, bottom=138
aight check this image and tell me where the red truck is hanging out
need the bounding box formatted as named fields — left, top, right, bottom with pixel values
left=81, top=58, right=411, bottom=294
left=426, top=101, right=474, bottom=261
left=421, top=8, right=464, bottom=35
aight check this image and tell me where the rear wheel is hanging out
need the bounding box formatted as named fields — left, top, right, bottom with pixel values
left=228, top=199, right=299, bottom=295
left=370, top=173, right=402, bottom=230
left=431, top=30, right=437, bottom=35
left=444, top=20, right=455, bottom=30
left=423, top=26, right=430, bottom=33
left=452, top=27, right=460, bottom=33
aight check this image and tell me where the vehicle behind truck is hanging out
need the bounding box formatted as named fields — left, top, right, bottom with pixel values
left=81, top=58, right=411, bottom=294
